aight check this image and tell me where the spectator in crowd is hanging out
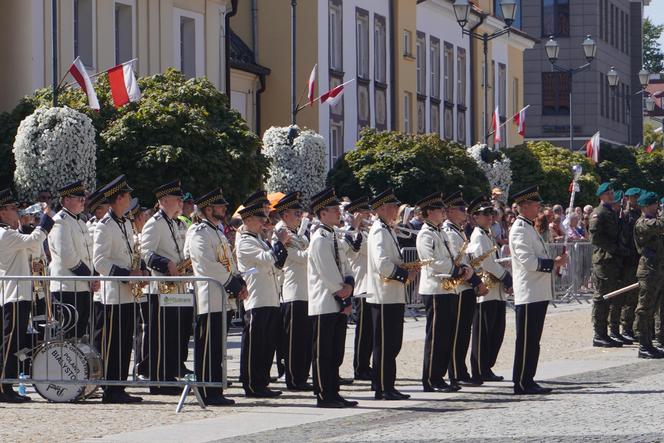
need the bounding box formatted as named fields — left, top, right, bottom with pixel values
left=505, top=211, right=517, bottom=228
left=409, top=207, right=424, bottom=230
left=583, top=205, right=594, bottom=216
left=491, top=207, right=509, bottom=246
left=549, top=215, right=565, bottom=242
left=534, top=213, right=551, bottom=242
left=566, top=213, right=587, bottom=241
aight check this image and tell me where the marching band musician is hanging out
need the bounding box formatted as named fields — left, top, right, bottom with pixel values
left=272, top=192, right=313, bottom=391
left=174, top=197, right=194, bottom=376
left=510, top=186, right=567, bottom=395
left=139, top=180, right=187, bottom=394
left=308, top=188, right=358, bottom=408
left=343, top=197, right=373, bottom=381
left=93, top=175, right=147, bottom=404
left=467, top=196, right=513, bottom=383
left=366, top=188, right=417, bottom=401
left=186, top=188, right=246, bottom=405
left=0, top=188, right=54, bottom=403
left=236, top=194, right=289, bottom=398
left=442, top=190, right=488, bottom=388
left=416, top=192, right=468, bottom=393
left=48, top=180, right=96, bottom=340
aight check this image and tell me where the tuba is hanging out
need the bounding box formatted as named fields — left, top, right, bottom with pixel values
left=441, top=240, right=469, bottom=291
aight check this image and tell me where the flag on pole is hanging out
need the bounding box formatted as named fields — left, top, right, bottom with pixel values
left=107, top=63, right=141, bottom=108
left=645, top=141, right=657, bottom=153
left=307, top=64, right=317, bottom=105
left=68, top=57, right=100, bottom=110
left=492, top=107, right=501, bottom=144
left=513, top=105, right=529, bottom=136
left=585, top=131, right=600, bottom=164
left=320, top=79, right=355, bottom=106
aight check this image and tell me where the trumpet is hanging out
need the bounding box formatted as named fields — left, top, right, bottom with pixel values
left=158, top=258, right=193, bottom=294
left=394, top=225, right=420, bottom=239
left=441, top=240, right=469, bottom=291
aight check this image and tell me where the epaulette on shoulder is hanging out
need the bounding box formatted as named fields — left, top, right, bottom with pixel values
left=99, top=215, right=112, bottom=225
left=56, top=210, right=67, bottom=220
left=153, top=213, right=163, bottom=221
left=194, top=222, right=208, bottom=232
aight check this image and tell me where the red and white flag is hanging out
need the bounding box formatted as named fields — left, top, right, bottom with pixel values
left=585, top=131, right=600, bottom=164
left=646, top=141, right=657, bottom=153
left=307, top=64, right=317, bottom=105
left=107, top=63, right=141, bottom=108
left=320, top=79, right=355, bottom=107
left=513, top=105, right=529, bottom=136
left=492, top=106, right=501, bottom=144
left=68, top=57, right=100, bottom=110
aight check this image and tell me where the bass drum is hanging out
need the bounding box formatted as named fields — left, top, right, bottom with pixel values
left=31, top=341, right=102, bottom=402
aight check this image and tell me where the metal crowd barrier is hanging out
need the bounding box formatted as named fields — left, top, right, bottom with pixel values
left=0, top=275, right=227, bottom=412
left=401, top=247, right=425, bottom=320
left=544, top=242, right=594, bottom=303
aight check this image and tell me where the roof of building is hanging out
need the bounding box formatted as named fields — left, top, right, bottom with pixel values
left=229, top=29, right=271, bottom=76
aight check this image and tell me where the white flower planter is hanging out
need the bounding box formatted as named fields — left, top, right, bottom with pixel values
left=467, top=143, right=512, bottom=202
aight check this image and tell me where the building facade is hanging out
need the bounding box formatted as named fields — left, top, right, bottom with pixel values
left=522, top=0, right=648, bottom=148
left=0, top=0, right=233, bottom=112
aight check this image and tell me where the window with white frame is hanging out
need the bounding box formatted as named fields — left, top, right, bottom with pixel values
left=374, top=15, right=386, bottom=83
left=174, top=8, right=205, bottom=79
left=375, top=88, right=387, bottom=130
left=430, top=37, right=440, bottom=99
left=404, top=92, right=412, bottom=133
left=417, top=99, right=426, bottom=134
left=356, top=8, right=369, bottom=79
left=444, top=43, right=454, bottom=104
left=330, top=121, right=344, bottom=168
left=430, top=103, right=440, bottom=136
left=403, top=30, right=412, bottom=57
left=115, top=0, right=134, bottom=65
left=329, top=1, right=343, bottom=71
left=180, top=17, right=196, bottom=78
left=457, top=47, right=466, bottom=106
left=74, top=0, right=94, bottom=68
left=498, top=63, right=507, bottom=118
left=416, top=32, right=426, bottom=95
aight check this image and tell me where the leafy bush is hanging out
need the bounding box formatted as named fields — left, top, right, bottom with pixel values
left=327, top=129, right=490, bottom=203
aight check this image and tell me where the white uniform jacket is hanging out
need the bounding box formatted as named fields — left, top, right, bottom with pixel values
left=140, top=209, right=185, bottom=294
left=416, top=222, right=459, bottom=295
left=308, top=224, right=354, bottom=315
left=0, top=216, right=53, bottom=304
left=274, top=220, right=308, bottom=303
left=509, top=215, right=554, bottom=305
left=442, top=221, right=472, bottom=294
left=236, top=231, right=285, bottom=311
left=469, top=226, right=511, bottom=303
left=366, top=219, right=408, bottom=305
left=186, top=220, right=244, bottom=315
left=48, top=209, right=94, bottom=293
left=93, top=210, right=143, bottom=305
left=344, top=229, right=369, bottom=295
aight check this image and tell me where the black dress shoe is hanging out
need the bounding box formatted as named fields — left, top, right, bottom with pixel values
left=338, top=377, right=354, bottom=386
left=423, top=380, right=461, bottom=392
left=375, top=390, right=406, bottom=400
left=204, top=395, right=235, bottom=406
left=0, top=391, right=31, bottom=403
left=456, top=375, right=483, bottom=386
left=514, top=385, right=552, bottom=395
left=354, top=370, right=373, bottom=381
left=149, top=386, right=183, bottom=396
left=639, top=345, right=664, bottom=359
left=336, top=395, right=358, bottom=407
left=481, top=372, right=504, bottom=382
left=593, top=335, right=619, bottom=347
left=317, top=398, right=346, bottom=408
left=286, top=382, right=313, bottom=391
left=530, top=383, right=553, bottom=394
left=102, top=392, right=144, bottom=403
left=245, top=388, right=283, bottom=398
left=389, top=389, right=410, bottom=399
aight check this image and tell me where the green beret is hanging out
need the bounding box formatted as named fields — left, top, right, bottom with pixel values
left=596, top=182, right=614, bottom=196
left=613, top=190, right=623, bottom=203
left=638, top=191, right=658, bottom=207
left=660, top=197, right=664, bottom=205
left=625, top=187, right=641, bottom=197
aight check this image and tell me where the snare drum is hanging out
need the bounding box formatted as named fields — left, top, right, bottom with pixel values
left=31, top=340, right=102, bottom=402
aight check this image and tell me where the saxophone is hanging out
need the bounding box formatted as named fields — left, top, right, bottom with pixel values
left=130, top=234, right=144, bottom=300
left=469, top=246, right=500, bottom=290
left=441, top=240, right=469, bottom=291
left=157, top=258, right=193, bottom=294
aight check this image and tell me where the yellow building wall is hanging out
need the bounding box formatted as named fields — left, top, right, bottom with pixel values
left=394, top=0, right=417, bottom=133
left=507, top=44, right=525, bottom=146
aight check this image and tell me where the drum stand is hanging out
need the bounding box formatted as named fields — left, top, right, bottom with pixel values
left=175, top=376, right=206, bottom=413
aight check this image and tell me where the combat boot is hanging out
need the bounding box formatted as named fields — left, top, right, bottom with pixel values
left=638, top=336, right=663, bottom=359
left=609, top=327, right=633, bottom=345
left=621, top=329, right=637, bottom=343
left=593, top=333, right=621, bottom=348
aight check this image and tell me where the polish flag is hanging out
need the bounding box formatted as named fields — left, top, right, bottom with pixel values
left=513, top=105, right=529, bottom=137
left=68, top=57, right=100, bottom=110
left=645, top=142, right=656, bottom=153
left=320, top=79, right=355, bottom=107
left=585, top=131, right=600, bottom=164
left=492, top=106, right=501, bottom=144
left=307, top=64, right=317, bottom=105
left=107, top=63, right=141, bottom=108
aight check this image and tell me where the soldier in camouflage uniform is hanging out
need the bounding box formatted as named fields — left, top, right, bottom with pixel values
left=619, top=188, right=641, bottom=342
left=589, top=182, right=624, bottom=347
left=633, top=191, right=664, bottom=359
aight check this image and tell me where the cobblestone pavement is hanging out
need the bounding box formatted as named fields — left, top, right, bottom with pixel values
left=224, top=360, right=664, bottom=443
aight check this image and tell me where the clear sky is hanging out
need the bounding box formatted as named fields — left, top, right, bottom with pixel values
left=645, top=1, right=664, bottom=46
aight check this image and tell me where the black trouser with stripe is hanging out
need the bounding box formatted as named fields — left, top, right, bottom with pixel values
left=282, top=300, right=312, bottom=387
left=513, top=301, right=548, bottom=390
left=370, top=303, right=404, bottom=393
left=1, top=301, right=31, bottom=395
left=471, top=300, right=506, bottom=379
left=311, top=312, right=347, bottom=401
left=353, top=296, right=373, bottom=376
left=98, top=303, right=136, bottom=395
left=194, top=312, right=225, bottom=400
left=178, top=305, right=194, bottom=372
left=240, top=306, right=280, bottom=393
left=449, top=289, right=476, bottom=381
left=52, top=291, right=92, bottom=340
left=421, top=294, right=457, bottom=389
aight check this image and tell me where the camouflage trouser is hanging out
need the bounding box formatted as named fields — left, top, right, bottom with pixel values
left=620, top=261, right=639, bottom=332
left=592, top=262, right=622, bottom=335
left=635, top=274, right=664, bottom=339
left=655, top=295, right=664, bottom=341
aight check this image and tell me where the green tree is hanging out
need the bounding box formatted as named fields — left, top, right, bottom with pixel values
left=644, top=120, right=664, bottom=147
left=0, top=69, right=268, bottom=207
left=643, top=17, right=664, bottom=74
left=327, top=129, right=490, bottom=203
left=595, top=144, right=648, bottom=192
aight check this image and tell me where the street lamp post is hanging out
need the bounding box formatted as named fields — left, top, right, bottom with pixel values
left=453, top=0, right=517, bottom=147
left=605, top=66, right=650, bottom=145
left=545, top=35, right=597, bottom=151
